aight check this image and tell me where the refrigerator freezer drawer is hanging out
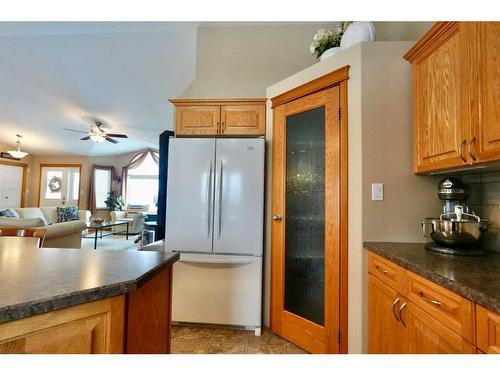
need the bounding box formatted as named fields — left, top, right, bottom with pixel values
left=172, top=253, right=262, bottom=327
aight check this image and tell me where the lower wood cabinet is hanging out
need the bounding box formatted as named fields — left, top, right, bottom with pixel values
left=476, top=304, right=500, bottom=353
left=368, top=274, right=402, bottom=353
left=0, top=265, right=173, bottom=354
left=368, top=251, right=498, bottom=354
left=0, top=296, right=125, bottom=354
left=402, top=302, right=475, bottom=354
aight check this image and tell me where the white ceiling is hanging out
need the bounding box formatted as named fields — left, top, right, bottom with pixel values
left=0, top=22, right=198, bottom=156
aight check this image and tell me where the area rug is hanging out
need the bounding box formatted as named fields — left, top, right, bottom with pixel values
left=81, top=234, right=141, bottom=251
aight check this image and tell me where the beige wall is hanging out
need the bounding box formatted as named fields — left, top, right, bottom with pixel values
left=182, top=22, right=433, bottom=99
left=266, top=41, right=439, bottom=353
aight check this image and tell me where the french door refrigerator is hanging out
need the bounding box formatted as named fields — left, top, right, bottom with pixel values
left=165, top=138, right=264, bottom=334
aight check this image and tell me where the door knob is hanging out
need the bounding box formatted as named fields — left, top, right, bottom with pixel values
left=272, top=214, right=282, bottom=221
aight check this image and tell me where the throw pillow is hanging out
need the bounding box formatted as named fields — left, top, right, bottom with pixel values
left=0, top=208, right=17, bottom=218
left=57, top=206, right=80, bottom=222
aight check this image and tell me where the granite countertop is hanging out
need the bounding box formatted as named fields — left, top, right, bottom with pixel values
left=364, top=242, right=500, bottom=314
left=0, top=247, right=179, bottom=324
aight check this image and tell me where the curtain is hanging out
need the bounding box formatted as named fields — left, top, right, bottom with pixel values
left=121, top=148, right=159, bottom=201
left=88, top=165, right=115, bottom=213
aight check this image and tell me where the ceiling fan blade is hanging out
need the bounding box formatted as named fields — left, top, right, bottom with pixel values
left=80, top=136, right=91, bottom=141
left=105, top=136, right=119, bottom=144
left=64, top=128, right=88, bottom=134
left=106, top=133, right=128, bottom=138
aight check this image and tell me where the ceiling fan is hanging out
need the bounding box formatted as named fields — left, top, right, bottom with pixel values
left=63, top=121, right=128, bottom=144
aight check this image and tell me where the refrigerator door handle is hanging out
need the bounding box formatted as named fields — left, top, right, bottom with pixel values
left=217, top=160, right=223, bottom=239
left=206, top=161, right=213, bottom=238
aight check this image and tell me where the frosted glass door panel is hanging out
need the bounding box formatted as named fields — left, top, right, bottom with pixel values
left=284, top=106, right=325, bottom=326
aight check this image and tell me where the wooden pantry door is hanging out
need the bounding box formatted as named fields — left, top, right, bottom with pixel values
left=270, top=84, right=346, bottom=354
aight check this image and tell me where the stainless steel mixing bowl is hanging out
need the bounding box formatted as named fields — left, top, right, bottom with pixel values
left=422, top=218, right=489, bottom=248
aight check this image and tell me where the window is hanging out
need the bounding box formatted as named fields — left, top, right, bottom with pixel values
left=94, top=168, right=111, bottom=209
left=126, top=152, right=159, bottom=212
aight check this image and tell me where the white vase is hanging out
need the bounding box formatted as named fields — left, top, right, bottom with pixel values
left=320, top=47, right=342, bottom=61
left=340, top=21, right=376, bottom=50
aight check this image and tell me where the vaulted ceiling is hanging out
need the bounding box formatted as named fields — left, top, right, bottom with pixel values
left=0, top=22, right=198, bottom=156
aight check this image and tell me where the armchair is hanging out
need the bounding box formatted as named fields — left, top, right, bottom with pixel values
left=110, top=206, right=147, bottom=235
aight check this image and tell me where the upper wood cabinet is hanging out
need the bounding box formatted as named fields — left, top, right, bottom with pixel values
left=169, top=99, right=266, bottom=137
left=405, top=22, right=500, bottom=174
left=473, top=22, right=500, bottom=162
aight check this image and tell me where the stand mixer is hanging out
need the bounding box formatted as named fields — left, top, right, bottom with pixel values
left=422, top=177, right=489, bottom=256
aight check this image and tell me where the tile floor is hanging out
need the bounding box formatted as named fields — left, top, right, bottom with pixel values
left=171, top=325, right=308, bottom=354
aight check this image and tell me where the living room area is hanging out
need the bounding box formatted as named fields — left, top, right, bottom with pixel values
left=0, top=139, right=160, bottom=251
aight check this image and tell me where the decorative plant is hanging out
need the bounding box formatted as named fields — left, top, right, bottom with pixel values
left=309, top=22, right=352, bottom=59
left=104, top=191, right=125, bottom=211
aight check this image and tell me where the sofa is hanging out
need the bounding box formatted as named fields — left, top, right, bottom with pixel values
left=0, top=207, right=90, bottom=248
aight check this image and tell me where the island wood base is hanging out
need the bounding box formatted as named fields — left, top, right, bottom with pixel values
left=0, top=266, right=172, bottom=354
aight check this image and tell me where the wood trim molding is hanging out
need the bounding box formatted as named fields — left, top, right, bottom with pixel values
left=339, top=79, right=349, bottom=354
left=0, top=160, right=28, bottom=208
left=169, top=98, right=267, bottom=106
left=37, top=163, right=82, bottom=207
left=270, top=65, right=350, bottom=108
left=404, top=22, right=458, bottom=62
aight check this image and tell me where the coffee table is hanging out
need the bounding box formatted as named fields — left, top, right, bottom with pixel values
left=84, top=219, right=133, bottom=250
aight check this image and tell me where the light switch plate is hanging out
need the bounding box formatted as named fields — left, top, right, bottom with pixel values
left=372, top=183, right=384, bottom=201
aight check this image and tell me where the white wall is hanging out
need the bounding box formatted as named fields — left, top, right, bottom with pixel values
left=266, top=42, right=439, bottom=353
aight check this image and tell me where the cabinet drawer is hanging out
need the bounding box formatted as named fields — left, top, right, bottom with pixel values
left=368, top=252, right=403, bottom=292
left=404, top=270, right=475, bottom=343
left=476, top=304, right=500, bottom=354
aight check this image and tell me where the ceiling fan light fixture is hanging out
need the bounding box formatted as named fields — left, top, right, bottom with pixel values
left=90, top=134, right=105, bottom=143
left=8, top=134, right=29, bottom=159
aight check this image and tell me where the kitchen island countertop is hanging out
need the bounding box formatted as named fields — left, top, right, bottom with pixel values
left=0, top=247, right=179, bottom=324
left=364, top=242, right=500, bottom=315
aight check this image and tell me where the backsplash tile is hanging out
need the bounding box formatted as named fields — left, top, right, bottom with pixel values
left=459, top=171, right=500, bottom=253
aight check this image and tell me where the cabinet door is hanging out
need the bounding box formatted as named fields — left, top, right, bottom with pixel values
left=473, top=22, right=500, bottom=163
left=476, top=304, right=500, bottom=354
left=175, top=105, right=220, bottom=136
left=401, top=301, right=475, bottom=354
left=412, top=23, right=470, bottom=173
left=368, top=274, right=402, bottom=353
left=0, top=296, right=124, bottom=354
left=221, top=105, right=265, bottom=136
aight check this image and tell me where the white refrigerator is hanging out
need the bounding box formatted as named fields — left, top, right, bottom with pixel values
left=165, top=138, right=264, bottom=334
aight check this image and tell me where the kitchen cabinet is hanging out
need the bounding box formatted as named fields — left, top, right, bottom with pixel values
left=368, top=275, right=402, bottom=353
left=0, top=296, right=125, bottom=354
left=472, top=22, right=500, bottom=163
left=368, top=251, right=497, bottom=354
left=402, top=301, right=475, bottom=354
left=0, top=263, right=174, bottom=354
left=476, top=305, right=500, bottom=354
left=405, top=22, right=500, bottom=174
left=169, top=99, right=266, bottom=137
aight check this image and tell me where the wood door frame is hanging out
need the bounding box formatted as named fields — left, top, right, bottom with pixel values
left=37, top=163, right=83, bottom=207
left=0, top=160, right=28, bottom=208
left=270, top=66, right=349, bottom=353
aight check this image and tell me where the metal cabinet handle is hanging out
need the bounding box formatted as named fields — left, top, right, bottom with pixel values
left=419, top=291, right=442, bottom=306
left=272, top=214, right=282, bottom=221
left=460, top=139, right=467, bottom=162
left=399, top=303, right=407, bottom=327
left=469, top=137, right=478, bottom=161
left=375, top=265, right=389, bottom=274
left=392, top=298, right=401, bottom=321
